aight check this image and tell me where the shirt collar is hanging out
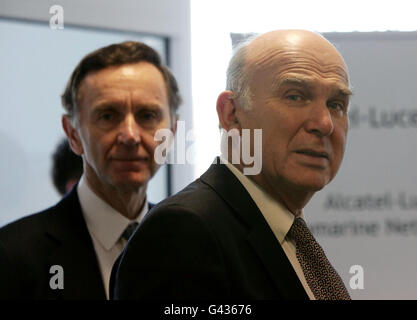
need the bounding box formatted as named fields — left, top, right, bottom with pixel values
left=77, top=176, right=148, bottom=250
left=221, top=157, right=304, bottom=244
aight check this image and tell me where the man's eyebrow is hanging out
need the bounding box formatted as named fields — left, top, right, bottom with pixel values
left=273, top=76, right=353, bottom=96
left=93, top=101, right=124, bottom=109
left=134, top=103, right=163, bottom=110
left=274, top=77, right=311, bottom=90
left=337, top=87, right=353, bottom=97
left=93, top=101, right=163, bottom=111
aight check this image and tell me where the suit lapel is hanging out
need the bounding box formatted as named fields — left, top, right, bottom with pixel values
left=44, top=188, right=106, bottom=299
left=247, top=221, right=309, bottom=299
left=201, top=159, right=308, bottom=299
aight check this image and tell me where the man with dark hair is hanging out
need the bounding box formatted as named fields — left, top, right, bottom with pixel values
left=0, top=41, right=180, bottom=299
left=51, top=138, right=83, bottom=196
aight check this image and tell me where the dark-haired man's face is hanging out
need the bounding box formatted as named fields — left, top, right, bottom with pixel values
left=67, top=62, right=173, bottom=193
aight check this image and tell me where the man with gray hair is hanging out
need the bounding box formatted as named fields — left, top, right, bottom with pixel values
left=112, top=30, right=352, bottom=300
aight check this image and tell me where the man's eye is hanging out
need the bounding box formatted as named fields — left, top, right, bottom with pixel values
left=141, top=112, right=156, bottom=120
left=100, top=113, right=114, bottom=120
left=99, top=112, right=116, bottom=121
left=98, top=110, right=120, bottom=123
left=138, top=111, right=159, bottom=122
left=328, top=101, right=345, bottom=112
left=286, top=94, right=303, bottom=102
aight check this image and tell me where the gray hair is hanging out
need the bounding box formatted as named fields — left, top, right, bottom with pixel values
left=226, top=35, right=258, bottom=110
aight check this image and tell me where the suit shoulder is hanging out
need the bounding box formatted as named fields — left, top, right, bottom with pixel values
left=0, top=188, right=81, bottom=241
left=150, top=178, right=224, bottom=217
left=132, top=179, right=224, bottom=246
left=141, top=178, right=239, bottom=247
left=0, top=202, right=60, bottom=245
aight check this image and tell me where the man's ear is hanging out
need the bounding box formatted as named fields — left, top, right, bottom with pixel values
left=62, top=115, right=84, bottom=156
left=216, top=91, right=241, bottom=131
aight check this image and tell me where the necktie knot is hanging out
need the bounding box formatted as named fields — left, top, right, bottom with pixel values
left=287, top=217, right=314, bottom=245
left=121, top=222, right=139, bottom=242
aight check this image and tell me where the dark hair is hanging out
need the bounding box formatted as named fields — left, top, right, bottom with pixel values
left=61, top=41, right=181, bottom=119
left=51, top=138, right=83, bottom=196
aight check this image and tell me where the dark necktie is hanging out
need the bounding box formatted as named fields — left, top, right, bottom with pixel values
left=121, top=222, right=139, bottom=242
left=287, top=217, right=351, bottom=300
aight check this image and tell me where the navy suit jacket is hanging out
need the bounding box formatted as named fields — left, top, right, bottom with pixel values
left=0, top=187, right=152, bottom=299
left=111, top=160, right=309, bottom=300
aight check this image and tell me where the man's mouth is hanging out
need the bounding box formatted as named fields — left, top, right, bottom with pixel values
left=295, top=149, right=330, bottom=159
left=112, top=157, right=148, bottom=162
left=110, top=157, right=150, bottom=172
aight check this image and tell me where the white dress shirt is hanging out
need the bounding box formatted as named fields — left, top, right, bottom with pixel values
left=77, top=176, right=148, bottom=299
left=222, top=159, right=315, bottom=299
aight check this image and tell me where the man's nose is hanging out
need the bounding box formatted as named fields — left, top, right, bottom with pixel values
left=117, top=114, right=141, bottom=146
left=305, top=102, right=334, bottom=137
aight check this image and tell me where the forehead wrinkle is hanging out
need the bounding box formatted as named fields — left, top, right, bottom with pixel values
left=86, top=90, right=140, bottom=116
left=248, top=48, right=287, bottom=69
left=248, top=46, right=349, bottom=83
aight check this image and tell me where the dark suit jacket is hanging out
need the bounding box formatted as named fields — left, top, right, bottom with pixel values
left=0, top=188, right=106, bottom=299
left=112, top=160, right=309, bottom=300
left=0, top=187, right=153, bottom=300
